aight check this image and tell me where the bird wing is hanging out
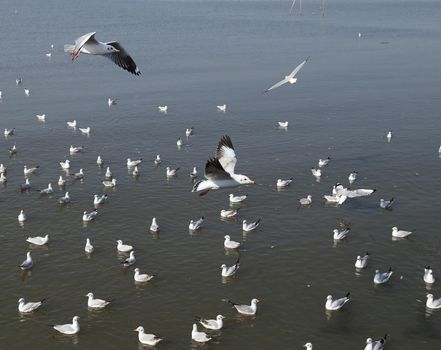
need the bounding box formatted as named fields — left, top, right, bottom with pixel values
left=215, top=135, right=237, bottom=174
left=66, top=32, right=97, bottom=54
left=104, top=41, right=141, bottom=76
left=204, top=158, right=232, bottom=180
left=265, top=77, right=289, bottom=92
left=288, top=56, right=310, bottom=78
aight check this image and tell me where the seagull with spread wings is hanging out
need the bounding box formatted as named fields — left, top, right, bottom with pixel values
left=64, top=32, right=141, bottom=76
left=265, top=56, right=309, bottom=92
left=192, top=135, right=255, bottom=196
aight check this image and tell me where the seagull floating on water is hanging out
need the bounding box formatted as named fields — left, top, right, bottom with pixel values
left=108, top=98, right=117, bottom=106
left=127, top=158, right=142, bottom=168
left=97, top=156, right=103, bottom=166
left=18, top=210, right=27, bottom=222
left=386, top=130, right=392, bottom=142
left=24, top=89, right=30, bottom=96
left=333, top=228, right=349, bottom=240
left=102, top=178, right=117, bottom=187
left=65, top=32, right=141, bottom=75
left=176, top=138, right=183, bottom=147
left=229, top=193, right=247, bottom=203
left=67, top=120, right=76, bottom=128
left=58, top=192, right=70, bottom=204
left=364, top=335, right=388, bottom=350
left=189, top=217, right=204, bottom=231
left=18, top=298, right=45, bottom=313
left=311, top=168, right=321, bottom=178
left=304, top=343, right=313, bottom=350
left=323, top=193, right=347, bottom=205
left=70, top=145, right=83, bottom=153
left=27, top=234, right=49, bottom=246
left=72, top=168, right=84, bottom=180
left=277, top=178, right=293, bottom=188
left=134, top=326, right=163, bottom=346
left=39, top=183, right=53, bottom=195
left=374, top=267, right=393, bottom=284
left=217, top=104, right=227, bottom=112
left=79, top=127, right=90, bottom=134
left=60, top=159, right=70, bottom=170
left=190, top=167, right=198, bottom=179
left=0, top=163, right=6, bottom=174
left=117, top=240, right=133, bottom=253
left=192, top=324, right=212, bottom=343
left=186, top=127, right=194, bottom=137
left=318, top=157, right=330, bottom=168
left=299, top=195, right=312, bottom=206
left=325, top=293, right=350, bottom=311
left=134, top=268, right=154, bottom=283
left=224, top=235, right=241, bottom=249
left=424, top=266, right=435, bottom=284
left=334, top=184, right=376, bottom=198
left=132, top=166, right=140, bottom=176
left=380, top=198, right=394, bottom=209
left=355, top=253, right=369, bottom=269
left=192, top=135, right=255, bottom=195
left=197, top=315, right=225, bottom=330
left=391, top=226, right=412, bottom=238
left=166, top=166, right=179, bottom=177
left=150, top=217, right=159, bottom=232
left=122, top=251, right=136, bottom=267
left=52, top=316, right=80, bottom=335
left=243, top=219, right=260, bottom=232
left=105, top=167, right=112, bottom=178
left=86, top=292, right=112, bottom=309
left=228, top=298, right=260, bottom=316
left=82, top=209, right=98, bottom=222
left=265, top=57, right=309, bottom=92
left=9, top=144, right=17, bottom=155
left=278, top=121, right=289, bottom=128
left=158, top=105, right=167, bottom=113
left=93, top=194, right=108, bottom=206
left=220, top=208, right=238, bottom=218
left=19, top=252, right=33, bottom=270
left=4, top=128, right=15, bottom=136
left=348, top=171, right=358, bottom=183
left=85, top=238, right=94, bottom=253
left=24, top=165, right=39, bottom=176
left=20, top=178, right=31, bottom=191
left=426, top=294, right=441, bottom=309
left=221, top=257, right=240, bottom=277
left=154, top=155, right=161, bottom=165
left=36, top=114, right=46, bottom=121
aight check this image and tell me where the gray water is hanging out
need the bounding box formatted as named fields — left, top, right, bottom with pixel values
left=1, top=0, right=441, bottom=348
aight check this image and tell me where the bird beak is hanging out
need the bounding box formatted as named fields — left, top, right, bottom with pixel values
left=115, top=49, right=121, bottom=53
left=251, top=180, right=256, bottom=184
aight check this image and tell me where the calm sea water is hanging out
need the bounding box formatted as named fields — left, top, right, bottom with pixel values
left=1, top=0, right=441, bottom=349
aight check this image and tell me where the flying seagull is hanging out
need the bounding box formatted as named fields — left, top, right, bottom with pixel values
left=265, top=57, right=309, bottom=93
left=64, top=32, right=141, bottom=76
left=192, top=135, right=255, bottom=195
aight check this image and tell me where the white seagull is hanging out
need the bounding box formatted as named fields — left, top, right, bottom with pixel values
left=85, top=238, right=94, bottom=253
left=334, top=184, right=376, bottom=198
left=86, top=292, right=112, bottom=309
left=221, top=257, right=240, bottom=277
left=52, top=316, right=80, bottom=335
left=220, top=208, right=238, bottom=218
left=4, top=128, right=15, bottom=136
left=24, top=165, right=39, bottom=176
left=424, top=266, right=435, bottom=284
left=318, top=157, right=330, bottom=167
left=426, top=294, right=441, bottom=309
left=18, top=298, right=45, bottom=313
left=65, top=32, right=141, bottom=75
left=97, top=156, right=103, bottom=166
left=58, top=192, right=70, bottom=204
left=9, top=144, right=17, bottom=155
left=197, top=315, right=225, bottom=330
left=150, top=217, right=160, bottom=232
left=0, top=163, right=6, bottom=173
left=102, top=178, right=117, bottom=187
left=158, top=105, right=168, bottom=113
left=277, top=178, right=293, bottom=188
left=20, top=178, right=31, bottom=191
left=0, top=173, right=6, bottom=184
left=189, top=217, right=204, bottom=231
left=134, top=326, right=163, bottom=346
left=94, top=194, right=108, bottom=206
left=325, top=293, right=350, bottom=311
left=392, top=226, right=412, bottom=238
left=228, top=298, right=260, bottom=316
left=386, top=130, right=392, bottom=141
left=108, top=98, right=117, bottom=106
left=229, top=193, right=247, bottom=203
left=105, top=166, right=112, bottom=178
left=36, top=114, right=46, bottom=121
left=364, top=335, right=388, bottom=350
left=192, top=135, right=255, bottom=195
left=243, top=219, right=260, bottom=232
left=190, top=167, right=198, bottom=179
left=186, top=127, right=194, bottom=137
left=304, top=343, right=313, bottom=350
left=217, top=104, right=227, bottom=112
left=166, top=166, right=179, bottom=177
left=224, top=235, right=240, bottom=249
left=122, top=251, right=136, bottom=267
left=69, top=145, right=83, bottom=153
left=265, top=56, right=309, bottom=92
left=18, top=210, right=27, bottom=222
left=299, top=195, right=312, bottom=206
left=311, top=168, right=321, bottom=178
left=348, top=171, right=357, bottom=182
left=19, top=252, right=33, bottom=270
left=176, top=138, right=183, bottom=147
left=355, top=253, right=369, bottom=269
left=26, top=234, right=49, bottom=246
left=39, top=183, right=53, bottom=195
left=60, top=159, right=70, bottom=170
left=191, top=324, right=212, bottom=343
left=333, top=228, right=349, bottom=240
left=117, top=240, right=133, bottom=253
left=24, top=89, right=30, bottom=96
left=127, top=158, right=142, bottom=168
left=72, top=168, right=84, bottom=180
left=134, top=268, right=154, bottom=283
left=79, top=126, right=90, bottom=134
left=374, top=267, right=393, bottom=284
left=154, top=154, right=161, bottom=165
left=67, top=120, right=77, bottom=128
left=82, top=209, right=98, bottom=222
left=278, top=121, right=289, bottom=128
left=323, top=194, right=347, bottom=205
left=380, top=198, right=394, bottom=209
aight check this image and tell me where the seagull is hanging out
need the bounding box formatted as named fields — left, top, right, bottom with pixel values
left=72, top=168, right=84, bottom=180
left=24, top=165, right=39, bottom=176
left=86, top=292, right=112, bottom=309
left=323, top=194, right=347, bottom=205
left=311, top=168, right=321, bottom=178
left=424, top=266, right=435, bottom=284
left=82, top=209, right=98, bottom=222
left=221, top=257, right=240, bottom=277
left=299, top=195, right=312, bottom=206
left=69, top=145, right=83, bottom=153
left=27, top=234, right=49, bottom=246
left=18, top=298, right=45, bottom=313
left=134, top=268, right=154, bottom=283
left=16, top=78, right=22, bottom=85
left=105, top=167, right=112, bottom=178
left=127, top=158, right=142, bottom=168
left=243, top=219, right=260, bottom=232
left=93, top=194, right=108, bottom=206
left=52, top=316, right=80, bottom=335
left=196, top=315, right=225, bottom=330
left=224, top=235, right=240, bottom=249
left=158, top=105, right=168, bottom=113
left=229, top=193, right=247, bottom=203
left=334, top=184, right=376, bottom=198
left=20, top=178, right=31, bottom=191
left=426, top=294, right=441, bottom=309
left=177, top=138, right=183, bottom=147
left=348, top=171, right=358, bottom=183
left=166, top=166, right=179, bottom=177
left=277, top=178, right=293, bottom=188
left=97, top=156, right=103, bottom=166
left=122, top=251, right=136, bottom=267
left=192, top=135, right=255, bottom=195
left=386, top=130, right=392, bottom=141
left=304, top=343, right=313, bottom=350
left=364, top=335, right=388, bottom=350
left=186, top=127, right=194, bottom=137
left=220, top=208, right=238, bottom=218
left=325, top=293, right=350, bottom=311
left=154, top=154, right=161, bottom=165
left=36, top=114, right=46, bottom=121
left=9, top=144, right=17, bottom=155
left=4, top=128, right=15, bottom=136
left=391, top=226, right=412, bottom=238
left=108, top=98, right=117, bottom=106
left=102, top=178, right=117, bottom=187
left=0, top=163, right=6, bottom=173
left=355, top=253, right=369, bottom=269
left=374, top=267, right=393, bottom=284
left=65, top=32, right=141, bottom=75
left=278, top=121, right=289, bottom=128
left=67, top=120, right=77, bottom=128
left=46, top=52, right=52, bottom=57
left=191, top=324, right=212, bottom=343
left=24, top=89, right=30, bottom=96
left=117, top=240, right=133, bottom=253
left=333, top=228, right=349, bottom=240
left=85, top=238, right=94, bottom=253
left=318, top=157, right=330, bottom=168
left=150, top=217, right=160, bottom=232
left=265, top=57, right=309, bottom=92
left=134, top=326, right=163, bottom=346
left=228, top=298, right=259, bottom=316
left=0, top=173, right=7, bottom=183
left=60, top=160, right=70, bottom=170
left=18, top=210, right=27, bottom=222
left=217, top=104, right=227, bottom=112
left=131, top=166, right=139, bottom=177
left=79, top=127, right=91, bottom=134
left=190, top=167, right=198, bottom=179
left=19, top=252, right=33, bottom=270
left=380, top=198, right=394, bottom=209
left=58, top=192, right=70, bottom=204
left=189, top=217, right=204, bottom=231
left=39, top=183, right=53, bottom=195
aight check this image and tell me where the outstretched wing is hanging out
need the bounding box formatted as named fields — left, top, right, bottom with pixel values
left=215, top=135, right=237, bottom=174
left=288, top=56, right=310, bottom=78
left=104, top=41, right=141, bottom=76
left=204, top=158, right=232, bottom=180
left=265, top=77, right=289, bottom=92
left=65, top=32, right=97, bottom=54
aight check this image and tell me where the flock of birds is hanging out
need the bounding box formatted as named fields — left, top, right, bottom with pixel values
left=1, top=30, right=439, bottom=350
